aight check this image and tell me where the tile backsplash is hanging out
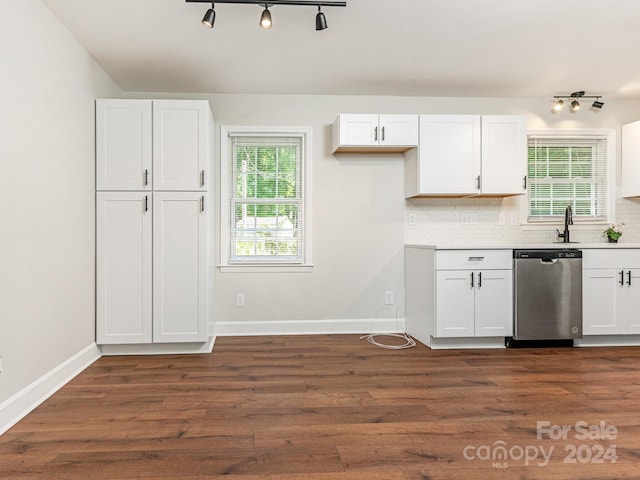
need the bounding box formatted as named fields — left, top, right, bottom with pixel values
left=405, top=196, right=640, bottom=246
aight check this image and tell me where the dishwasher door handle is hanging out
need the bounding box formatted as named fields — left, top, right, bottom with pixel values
left=540, top=258, right=558, bottom=264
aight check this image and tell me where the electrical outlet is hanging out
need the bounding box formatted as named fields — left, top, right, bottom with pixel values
left=469, top=214, right=478, bottom=225
left=408, top=214, right=416, bottom=226
left=461, top=214, right=469, bottom=225
left=510, top=214, right=518, bottom=225
left=384, top=291, right=394, bottom=305
left=236, top=293, right=245, bottom=307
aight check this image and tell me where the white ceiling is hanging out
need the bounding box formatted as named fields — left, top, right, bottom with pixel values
left=41, top=0, right=640, bottom=100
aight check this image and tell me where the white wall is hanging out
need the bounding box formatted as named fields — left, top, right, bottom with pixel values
left=130, top=93, right=640, bottom=331
left=0, top=1, right=120, bottom=408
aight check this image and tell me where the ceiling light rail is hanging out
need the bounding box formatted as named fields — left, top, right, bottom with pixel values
left=186, top=0, right=346, bottom=31
left=552, top=91, right=604, bottom=113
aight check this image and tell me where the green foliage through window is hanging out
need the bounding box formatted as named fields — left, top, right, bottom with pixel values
left=229, top=135, right=304, bottom=261
left=527, top=137, right=608, bottom=219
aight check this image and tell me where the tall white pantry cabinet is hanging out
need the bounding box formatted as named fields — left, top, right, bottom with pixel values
left=96, top=99, right=212, bottom=345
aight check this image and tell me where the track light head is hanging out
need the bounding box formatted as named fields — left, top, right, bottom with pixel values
left=552, top=99, right=564, bottom=112
left=570, top=100, right=581, bottom=112
left=591, top=100, right=605, bottom=110
left=316, top=5, right=328, bottom=30
left=202, top=4, right=216, bottom=28
left=259, top=5, right=272, bottom=29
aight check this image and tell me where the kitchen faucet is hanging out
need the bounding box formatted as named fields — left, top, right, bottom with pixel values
left=556, top=205, right=573, bottom=243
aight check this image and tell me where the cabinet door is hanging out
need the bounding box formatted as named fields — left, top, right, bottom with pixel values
left=379, top=115, right=418, bottom=147
left=622, top=269, right=640, bottom=334
left=96, top=99, right=152, bottom=191
left=153, top=192, right=208, bottom=343
left=474, top=269, right=513, bottom=337
left=338, top=114, right=379, bottom=146
left=436, top=270, right=475, bottom=337
left=96, top=192, right=152, bottom=344
left=621, top=121, right=640, bottom=198
left=480, top=115, right=527, bottom=196
left=418, top=115, right=481, bottom=195
left=153, top=100, right=209, bottom=191
left=583, top=269, right=622, bottom=335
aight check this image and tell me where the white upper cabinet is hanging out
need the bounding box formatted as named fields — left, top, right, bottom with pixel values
left=96, top=99, right=210, bottom=191
left=153, top=100, right=209, bottom=191
left=411, top=115, right=480, bottom=196
left=96, top=99, right=152, bottom=191
left=332, top=114, right=419, bottom=153
left=621, top=120, right=640, bottom=198
left=405, top=114, right=527, bottom=198
left=480, top=115, right=528, bottom=195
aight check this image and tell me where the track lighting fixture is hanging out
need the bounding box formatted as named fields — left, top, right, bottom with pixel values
left=259, top=4, right=272, bottom=28
left=187, top=0, right=346, bottom=30
left=201, top=3, right=216, bottom=27
left=551, top=91, right=604, bottom=113
left=315, top=5, right=327, bottom=30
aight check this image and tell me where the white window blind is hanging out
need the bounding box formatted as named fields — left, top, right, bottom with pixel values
left=527, top=136, right=608, bottom=221
left=228, top=134, right=305, bottom=263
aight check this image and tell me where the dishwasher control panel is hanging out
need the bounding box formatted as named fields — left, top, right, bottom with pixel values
left=514, top=249, right=582, bottom=259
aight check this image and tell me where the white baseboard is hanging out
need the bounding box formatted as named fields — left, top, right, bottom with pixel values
left=427, top=336, right=507, bottom=349
left=575, top=335, right=640, bottom=347
left=0, top=343, right=101, bottom=436
left=214, top=317, right=406, bottom=337
left=100, top=337, right=215, bottom=356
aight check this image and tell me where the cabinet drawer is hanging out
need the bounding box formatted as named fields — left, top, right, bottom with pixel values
left=583, top=249, right=640, bottom=269
left=436, top=249, right=512, bottom=270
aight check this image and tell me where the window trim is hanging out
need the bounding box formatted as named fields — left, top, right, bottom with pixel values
left=523, top=128, right=616, bottom=227
left=219, top=125, right=313, bottom=272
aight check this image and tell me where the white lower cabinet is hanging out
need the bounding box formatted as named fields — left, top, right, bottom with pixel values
left=96, top=191, right=208, bottom=345
left=583, top=249, right=640, bottom=335
left=436, top=268, right=513, bottom=337
left=405, top=247, right=513, bottom=348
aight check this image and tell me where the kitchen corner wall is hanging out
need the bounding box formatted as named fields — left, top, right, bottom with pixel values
left=0, top=1, right=121, bottom=412
left=127, top=92, right=640, bottom=332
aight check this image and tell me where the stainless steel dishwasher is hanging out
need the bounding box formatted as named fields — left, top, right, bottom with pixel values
left=512, top=249, right=582, bottom=344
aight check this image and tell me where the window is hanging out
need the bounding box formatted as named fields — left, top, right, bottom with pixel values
left=220, top=126, right=312, bottom=269
left=527, top=130, right=614, bottom=223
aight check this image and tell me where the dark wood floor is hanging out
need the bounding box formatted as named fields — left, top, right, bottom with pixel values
left=2, top=335, right=640, bottom=479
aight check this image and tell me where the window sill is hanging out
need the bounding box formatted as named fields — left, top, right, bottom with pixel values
left=218, top=264, right=314, bottom=273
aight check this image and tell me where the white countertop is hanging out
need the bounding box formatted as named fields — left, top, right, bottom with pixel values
left=406, top=243, right=640, bottom=250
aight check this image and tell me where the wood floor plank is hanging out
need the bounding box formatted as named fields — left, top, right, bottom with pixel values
left=2, top=335, right=640, bottom=479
